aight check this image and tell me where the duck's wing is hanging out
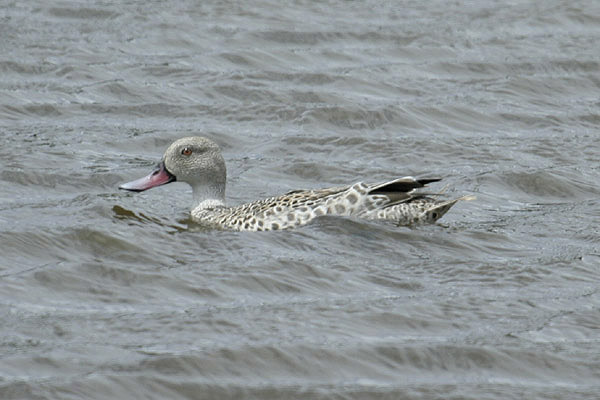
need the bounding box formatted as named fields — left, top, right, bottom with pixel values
left=366, top=176, right=441, bottom=205
left=282, top=177, right=441, bottom=210
left=285, top=185, right=348, bottom=196
left=369, top=177, right=441, bottom=193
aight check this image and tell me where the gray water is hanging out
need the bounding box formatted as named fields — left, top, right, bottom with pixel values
left=1, top=1, right=600, bottom=399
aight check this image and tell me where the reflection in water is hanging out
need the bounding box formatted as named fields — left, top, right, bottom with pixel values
left=112, top=205, right=190, bottom=234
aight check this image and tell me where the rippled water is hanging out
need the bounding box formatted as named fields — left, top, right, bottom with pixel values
left=1, top=1, right=600, bottom=399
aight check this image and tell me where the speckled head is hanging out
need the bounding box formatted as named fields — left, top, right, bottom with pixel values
left=120, top=136, right=227, bottom=206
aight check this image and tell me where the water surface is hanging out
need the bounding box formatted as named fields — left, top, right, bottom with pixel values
left=1, top=1, right=600, bottom=399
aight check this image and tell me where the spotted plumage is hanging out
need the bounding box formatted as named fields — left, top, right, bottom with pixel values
left=120, top=137, right=473, bottom=231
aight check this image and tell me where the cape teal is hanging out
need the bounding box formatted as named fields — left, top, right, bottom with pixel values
left=119, top=137, right=473, bottom=231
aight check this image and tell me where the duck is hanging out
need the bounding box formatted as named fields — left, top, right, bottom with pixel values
left=119, top=136, right=472, bottom=231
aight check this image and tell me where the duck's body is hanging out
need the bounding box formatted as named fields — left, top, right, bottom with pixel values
left=190, top=181, right=465, bottom=231
left=119, top=137, right=470, bottom=231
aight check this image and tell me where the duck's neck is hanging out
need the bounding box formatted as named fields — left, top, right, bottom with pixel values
left=192, top=184, right=226, bottom=210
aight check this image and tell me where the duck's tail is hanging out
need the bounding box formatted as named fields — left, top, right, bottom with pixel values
left=419, top=195, right=476, bottom=223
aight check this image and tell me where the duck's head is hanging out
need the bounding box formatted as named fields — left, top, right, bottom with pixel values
left=119, top=137, right=227, bottom=205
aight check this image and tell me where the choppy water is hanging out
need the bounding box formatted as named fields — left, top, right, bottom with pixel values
left=1, top=1, right=600, bottom=399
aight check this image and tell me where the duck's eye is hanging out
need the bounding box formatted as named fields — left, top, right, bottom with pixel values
left=181, top=147, right=192, bottom=156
